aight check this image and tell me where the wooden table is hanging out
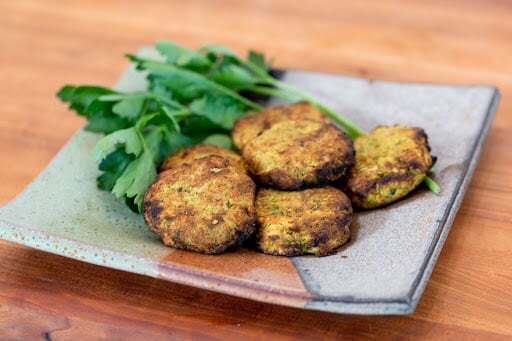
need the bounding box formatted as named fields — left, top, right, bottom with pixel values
left=1, top=0, right=511, bottom=339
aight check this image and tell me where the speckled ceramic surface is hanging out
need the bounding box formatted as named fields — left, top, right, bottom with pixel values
left=0, top=48, right=499, bottom=315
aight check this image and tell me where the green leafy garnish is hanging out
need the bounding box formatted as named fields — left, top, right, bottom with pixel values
left=202, top=134, right=233, bottom=149
left=190, top=94, right=246, bottom=130
left=156, top=40, right=212, bottom=72
left=112, top=150, right=156, bottom=209
left=57, top=40, right=440, bottom=213
left=93, top=128, right=142, bottom=161
left=248, top=50, right=273, bottom=73
left=96, top=149, right=132, bottom=191
left=112, top=96, right=146, bottom=120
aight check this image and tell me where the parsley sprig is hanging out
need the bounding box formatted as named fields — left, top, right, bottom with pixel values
left=57, top=40, right=439, bottom=213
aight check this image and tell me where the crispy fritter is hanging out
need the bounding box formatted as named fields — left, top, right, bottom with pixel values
left=345, top=125, right=434, bottom=209
left=232, top=101, right=328, bottom=150
left=242, top=120, right=354, bottom=190
left=256, top=187, right=352, bottom=256
left=160, top=144, right=245, bottom=173
left=144, top=156, right=256, bottom=254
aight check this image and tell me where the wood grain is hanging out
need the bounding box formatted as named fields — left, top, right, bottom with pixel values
left=1, top=0, right=511, bottom=339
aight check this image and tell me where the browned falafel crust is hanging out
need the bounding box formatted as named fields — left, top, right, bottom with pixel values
left=232, top=101, right=328, bottom=151
left=346, top=125, right=434, bottom=209
left=242, top=120, right=354, bottom=190
left=159, top=144, right=246, bottom=173
left=256, top=187, right=352, bottom=256
left=144, top=156, right=256, bottom=254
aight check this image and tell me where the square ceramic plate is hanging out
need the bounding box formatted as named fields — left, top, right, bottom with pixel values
left=0, top=48, right=499, bottom=315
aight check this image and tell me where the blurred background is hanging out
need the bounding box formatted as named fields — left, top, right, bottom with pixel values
left=1, top=1, right=511, bottom=339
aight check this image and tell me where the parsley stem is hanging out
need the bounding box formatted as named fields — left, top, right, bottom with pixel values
left=243, top=85, right=301, bottom=102
left=98, top=91, right=185, bottom=110
left=244, top=60, right=272, bottom=80
left=423, top=175, right=441, bottom=195
left=245, top=84, right=362, bottom=139
left=243, top=59, right=364, bottom=139
left=159, top=105, right=182, bottom=133
left=136, top=58, right=264, bottom=111
left=152, top=94, right=185, bottom=110
left=267, top=79, right=363, bottom=139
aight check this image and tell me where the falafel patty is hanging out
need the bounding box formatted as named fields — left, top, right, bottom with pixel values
left=144, top=156, right=256, bottom=254
left=346, top=125, right=434, bottom=209
left=160, top=144, right=245, bottom=173
left=242, top=120, right=354, bottom=190
left=256, top=187, right=352, bottom=256
left=232, top=101, right=328, bottom=150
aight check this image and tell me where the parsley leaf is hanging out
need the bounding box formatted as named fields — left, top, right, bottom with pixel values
left=199, top=44, right=239, bottom=59
left=180, top=115, right=225, bottom=142
left=208, top=63, right=258, bottom=90
left=112, top=96, right=146, bottom=120
left=97, top=149, right=133, bottom=191
left=190, top=94, right=246, bottom=130
left=202, top=134, right=233, bottom=149
left=112, top=151, right=156, bottom=210
left=136, top=59, right=262, bottom=110
left=94, top=127, right=142, bottom=162
left=143, top=127, right=165, bottom=163
left=156, top=40, right=212, bottom=72
left=84, top=112, right=130, bottom=134
left=162, top=130, right=193, bottom=154
left=57, top=85, right=117, bottom=117
left=248, top=50, right=272, bottom=72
